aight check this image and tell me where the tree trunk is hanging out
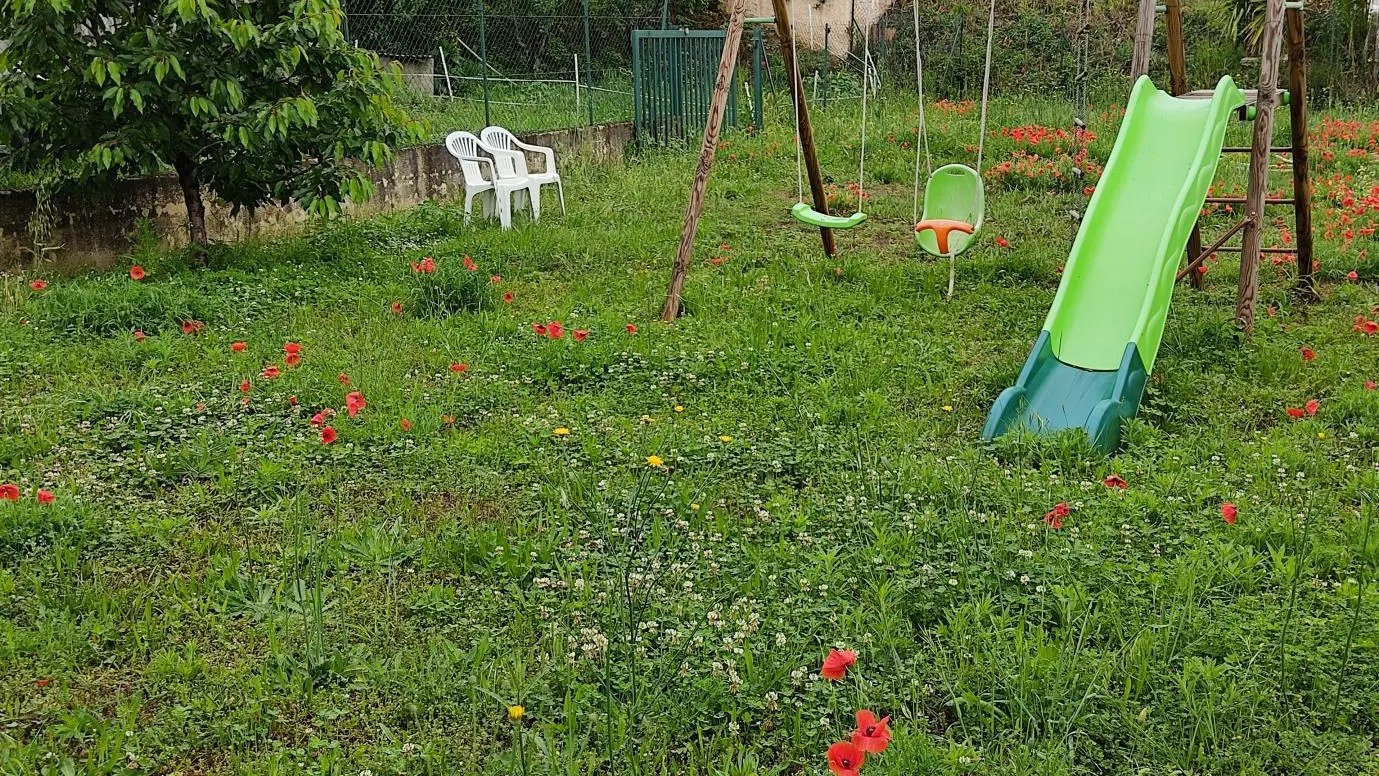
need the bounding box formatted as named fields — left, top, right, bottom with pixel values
left=173, top=154, right=209, bottom=262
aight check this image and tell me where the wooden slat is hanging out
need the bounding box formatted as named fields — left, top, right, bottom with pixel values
left=1235, top=0, right=1285, bottom=334
left=662, top=0, right=749, bottom=322
left=1131, top=0, right=1156, bottom=83
left=1205, top=196, right=1295, bottom=204
left=1286, top=5, right=1316, bottom=296
left=1178, top=218, right=1249, bottom=282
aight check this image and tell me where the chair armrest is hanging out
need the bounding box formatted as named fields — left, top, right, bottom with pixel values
left=512, top=138, right=557, bottom=172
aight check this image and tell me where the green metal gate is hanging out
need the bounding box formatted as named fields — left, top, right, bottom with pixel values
left=632, top=29, right=738, bottom=145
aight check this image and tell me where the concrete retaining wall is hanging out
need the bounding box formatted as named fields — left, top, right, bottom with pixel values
left=0, top=121, right=634, bottom=271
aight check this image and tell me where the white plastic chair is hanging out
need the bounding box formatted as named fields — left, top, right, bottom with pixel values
left=444, top=131, right=530, bottom=229
left=480, top=126, right=565, bottom=221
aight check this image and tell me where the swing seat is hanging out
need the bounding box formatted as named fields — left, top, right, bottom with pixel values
left=791, top=202, right=868, bottom=230
left=916, top=164, right=985, bottom=257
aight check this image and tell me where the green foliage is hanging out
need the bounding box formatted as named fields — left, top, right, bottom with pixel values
left=407, top=253, right=497, bottom=318
left=0, top=0, right=425, bottom=243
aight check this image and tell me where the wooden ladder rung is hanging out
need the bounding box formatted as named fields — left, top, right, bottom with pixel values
left=1221, top=146, right=1293, bottom=153
left=1204, top=196, right=1295, bottom=205
left=1210, top=246, right=1296, bottom=254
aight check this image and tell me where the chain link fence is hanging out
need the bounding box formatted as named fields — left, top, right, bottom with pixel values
left=345, top=0, right=677, bottom=136
left=345, top=0, right=1379, bottom=144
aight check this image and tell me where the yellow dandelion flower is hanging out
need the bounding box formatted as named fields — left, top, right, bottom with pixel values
left=554, top=427, right=571, bottom=436
left=646, top=455, right=664, bottom=467
left=719, top=435, right=733, bottom=442
left=691, top=503, right=700, bottom=511
left=507, top=705, right=525, bottom=721
left=942, top=405, right=954, bottom=412
left=1317, top=432, right=1326, bottom=439
left=674, top=405, right=685, bottom=413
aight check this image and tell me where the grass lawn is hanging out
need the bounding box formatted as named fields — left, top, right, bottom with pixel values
left=2, top=92, right=1378, bottom=775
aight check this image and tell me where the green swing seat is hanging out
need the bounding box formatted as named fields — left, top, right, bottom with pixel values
left=791, top=202, right=868, bottom=230
left=915, top=164, right=985, bottom=257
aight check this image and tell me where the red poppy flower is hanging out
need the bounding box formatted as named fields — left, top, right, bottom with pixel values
left=1300, top=347, right=1316, bottom=361
left=262, top=365, right=280, bottom=379
left=34, top=678, right=51, bottom=687
left=533, top=323, right=548, bottom=336
left=1043, top=511, right=1064, bottom=529
left=345, top=391, right=366, bottom=417
left=1103, top=474, right=1128, bottom=489
left=321, top=426, right=337, bottom=445
left=411, top=257, right=436, bottom=274
left=29, top=279, right=47, bottom=291
left=181, top=320, right=204, bottom=335
left=231, top=341, right=247, bottom=352
left=721, top=242, right=731, bottom=251
left=1304, top=398, right=1319, bottom=415
left=400, top=418, right=412, bottom=431
left=1286, top=407, right=1304, bottom=418
left=36, top=490, right=54, bottom=504
left=0, top=484, right=19, bottom=500
left=285, top=352, right=301, bottom=367
left=503, top=291, right=515, bottom=304
left=133, top=330, right=146, bottom=343
left=129, top=265, right=146, bottom=280
left=288, top=396, right=298, bottom=405
left=1363, top=321, right=1379, bottom=335
left=450, top=363, right=468, bottom=372
left=821, top=649, right=857, bottom=680
left=284, top=342, right=302, bottom=355
left=490, top=274, right=503, bottom=284
left=827, top=741, right=865, bottom=776
left=851, top=710, right=892, bottom=753
left=710, top=257, right=724, bottom=266
left=390, top=301, right=403, bottom=314
left=547, top=321, right=564, bottom=339
left=1221, top=502, right=1238, bottom=525
left=463, top=255, right=477, bottom=271
left=1349, top=271, right=1360, bottom=281
left=338, top=373, right=350, bottom=385
left=1366, top=380, right=1377, bottom=390
left=1266, top=306, right=1277, bottom=317
left=1052, top=502, right=1070, bottom=517
left=573, top=329, right=589, bottom=342
left=239, top=380, right=251, bottom=393
left=995, top=236, right=1011, bottom=248
left=310, top=411, right=326, bottom=426
left=626, top=324, right=638, bottom=334
left=442, top=414, right=456, bottom=424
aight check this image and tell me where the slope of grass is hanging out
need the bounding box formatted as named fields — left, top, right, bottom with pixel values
left=1, top=95, right=1377, bottom=776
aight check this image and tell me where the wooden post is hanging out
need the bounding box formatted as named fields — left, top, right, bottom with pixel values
left=1286, top=6, right=1316, bottom=300
left=1163, top=0, right=1206, bottom=289
left=1130, top=0, right=1156, bottom=84
left=1234, top=0, right=1285, bottom=334
left=661, top=0, right=749, bottom=322
left=773, top=0, right=837, bottom=257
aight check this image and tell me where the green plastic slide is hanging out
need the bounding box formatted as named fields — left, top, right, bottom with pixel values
left=982, top=75, right=1246, bottom=453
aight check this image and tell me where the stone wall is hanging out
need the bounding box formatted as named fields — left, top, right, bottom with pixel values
left=0, top=122, right=634, bottom=272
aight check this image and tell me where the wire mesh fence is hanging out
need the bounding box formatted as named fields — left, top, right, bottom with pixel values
left=344, top=0, right=1379, bottom=145
left=345, top=0, right=668, bottom=136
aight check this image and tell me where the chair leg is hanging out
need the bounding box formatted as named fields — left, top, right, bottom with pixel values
left=556, top=179, right=566, bottom=215
left=463, top=190, right=476, bottom=224
left=528, top=185, right=542, bottom=222
left=498, top=192, right=512, bottom=230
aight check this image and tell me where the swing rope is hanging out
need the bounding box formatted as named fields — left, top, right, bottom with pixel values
left=975, top=0, right=997, bottom=175
left=857, top=23, right=870, bottom=208
left=791, top=20, right=804, bottom=204
left=912, top=0, right=931, bottom=225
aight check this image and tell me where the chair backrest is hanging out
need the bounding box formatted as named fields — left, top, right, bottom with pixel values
left=444, top=131, right=491, bottom=186
left=480, top=126, right=530, bottom=178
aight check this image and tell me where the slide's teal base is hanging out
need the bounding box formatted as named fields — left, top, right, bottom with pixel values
left=981, top=332, right=1148, bottom=455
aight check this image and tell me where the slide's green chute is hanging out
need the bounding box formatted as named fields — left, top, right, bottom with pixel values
left=790, top=202, right=867, bottom=229
left=982, top=75, right=1246, bottom=453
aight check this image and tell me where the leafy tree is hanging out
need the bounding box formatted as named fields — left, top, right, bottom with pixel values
left=0, top=0, right=425, bottom=254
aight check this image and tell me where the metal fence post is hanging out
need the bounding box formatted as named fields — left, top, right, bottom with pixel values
left=822, top=24, right=830, bottom=109
left=752, top=26, right=764, bottom=132
left=583, top=0, right=594, bottom=125
left=479, top=0, right=491, bottom=126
